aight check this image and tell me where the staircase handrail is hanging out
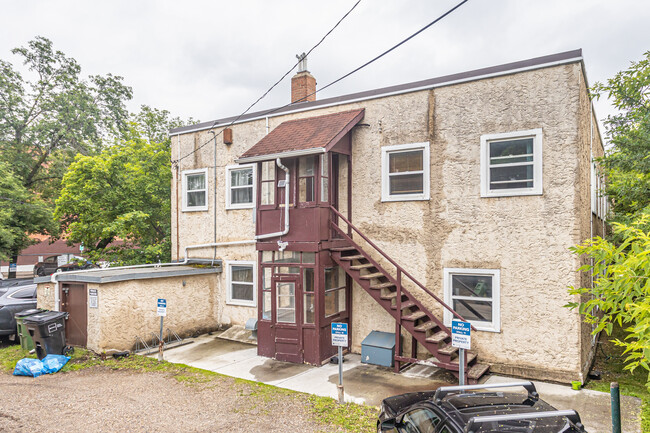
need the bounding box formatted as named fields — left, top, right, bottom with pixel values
left=330, top=205, right=474, bottom=328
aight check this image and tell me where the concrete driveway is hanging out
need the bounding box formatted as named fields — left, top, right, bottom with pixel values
left=160, top=332, right=641, bottom=433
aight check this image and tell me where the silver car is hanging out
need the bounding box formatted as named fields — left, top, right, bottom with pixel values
left=0, top=283, right=37, bottom=340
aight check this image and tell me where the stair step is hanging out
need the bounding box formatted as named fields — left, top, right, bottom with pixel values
left=392, top=300, right=416, bottom=310
left=360, top=272, right=385, bottom=280
left=452, top=352, right=477, bottom=365
left=331, top=246, right=357, bottom=252
left=370, top=282, right=396, bottom=290
left=414, top=321, right=438, bottom=332
left=380, top=292, right=400, bottom=300
left=438, top=345, right=459, bottom=356
left=403, top=311, right=427, bottom=321
left=340, top=255, right=365, bottom=261
left=467, top=363, right=490, bottom=380
left=425, top=330, right=449, bottom=344
left=350, top=263, right=375, bottom=271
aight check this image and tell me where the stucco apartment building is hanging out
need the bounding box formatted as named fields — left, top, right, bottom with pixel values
left=165, top=49, right=606, bottom=384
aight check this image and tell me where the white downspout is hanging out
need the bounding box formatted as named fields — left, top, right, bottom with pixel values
left=255, top=157, right=290, bottom=245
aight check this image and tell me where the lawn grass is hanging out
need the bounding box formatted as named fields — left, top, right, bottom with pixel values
left=0, top=344, right=377, bottom=432
left=585, top=325, right=650, bottom=432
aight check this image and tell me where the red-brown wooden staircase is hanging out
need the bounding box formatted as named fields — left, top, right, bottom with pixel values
left=329, top=206, right=489, bottom=384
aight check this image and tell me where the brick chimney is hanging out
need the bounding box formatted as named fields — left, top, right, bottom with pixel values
left=291, top=53, right=316, bottom=104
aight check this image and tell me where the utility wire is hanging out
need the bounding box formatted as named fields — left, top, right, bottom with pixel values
left=172, top=0, right=362, bottom=167
left=270, top=0, right=469, bottom=110
left=172, top=0, right=469, bottom=166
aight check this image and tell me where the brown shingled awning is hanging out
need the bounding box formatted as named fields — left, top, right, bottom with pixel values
left=236, top=109, right=364, bottom=163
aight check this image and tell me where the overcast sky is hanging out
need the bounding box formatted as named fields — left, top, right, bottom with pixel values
left=2, top=0, right=649, bottom=137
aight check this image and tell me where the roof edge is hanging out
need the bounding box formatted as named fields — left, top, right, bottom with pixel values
left=170, top=49, right=583, bottom=136
left=236, top=147, right=326, bottom=164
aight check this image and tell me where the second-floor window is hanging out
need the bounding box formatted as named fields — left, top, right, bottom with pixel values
left=182, top=168, right=208, bottom=211
left=480, top=129, right=543, bottom=197
left=298, top=155, right=316, bottom=203
left=226, top=164, right=255, bottom=209
left=260, top=160, right=275, bottom=206
left=381, top=142, right=430, bottom=202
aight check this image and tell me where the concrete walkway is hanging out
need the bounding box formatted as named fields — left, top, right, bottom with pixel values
left=159, top=333, right=641, bottom=433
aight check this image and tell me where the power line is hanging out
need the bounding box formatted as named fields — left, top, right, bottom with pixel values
left=272, top=0, right=469, bottom=109
left=172, top=0, right=362, bottom=166
left=172, top=0, right=469, bottom=166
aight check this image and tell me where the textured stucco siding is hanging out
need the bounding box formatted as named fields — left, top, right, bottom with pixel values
left=169, top=62, right=597, bottom=382
left=576, top=65, right=607, bottom=380
left=85, top=274, right=218, bottom=352
left=36, top=282, right=56, bottom=310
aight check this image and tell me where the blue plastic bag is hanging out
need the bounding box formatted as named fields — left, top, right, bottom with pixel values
left=13, top=355, right=70, bottom=377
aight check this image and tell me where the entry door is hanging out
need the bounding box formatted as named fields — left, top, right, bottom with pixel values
left=60, top=284, right=87, bottom=347
left=272, top=276, right=303, bottom=363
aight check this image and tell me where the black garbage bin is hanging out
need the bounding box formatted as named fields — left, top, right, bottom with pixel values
left=23, top=311, right=72, bottom=360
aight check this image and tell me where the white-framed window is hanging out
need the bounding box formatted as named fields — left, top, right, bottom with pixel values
left=443, top=268, right=500, bottom=332
left=182, top=168, right=208, bottom=211
left=480, top=129, right=543, bottom=197
left=226, top=261, right=256, bottom=307
left=226, top=164, right=255, bottom=209
left=381, top=142, right=430, bottom=202
left=591, top=161, right=609, bottom=220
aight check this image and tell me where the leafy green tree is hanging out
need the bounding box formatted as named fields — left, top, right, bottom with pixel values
left=568, top=218, right=650, bottom=378
left=55, top=133, right=172, bottom=265
left=0, top=36, right=133, bottom=202
left=129, top=105, right=194, bottom=145
left=569, top=52, right=650, bottom=384
left=0, top=162, right=55, bottom=261
left=592, top=51, right=650, bottom=230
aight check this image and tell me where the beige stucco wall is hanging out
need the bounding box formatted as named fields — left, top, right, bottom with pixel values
left=84, top=274, right=219, bottom=352
left=172, top=61, right=601, bottom=382
left=36, top=282, right=56, bottom=310
left=37, top=269, right=257, bottom=352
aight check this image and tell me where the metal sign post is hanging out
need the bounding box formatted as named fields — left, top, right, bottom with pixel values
left=331, top=322, right=348, bottom=404
left=157, top=298, right=167, bottom=362
left=451, top=320, right=471, bottom=386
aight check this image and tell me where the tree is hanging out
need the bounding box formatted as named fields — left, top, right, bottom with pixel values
left=568, top=52, right=650, bottom=384
left=55, top=133, right=172, bottom=265
left=0, top=36, right=133, bottom=203
left=592, top=51, right=650, bottom=230
left=567, top=218, right=650, bottom=378
left=0, top=161, right=55, bottom=261
left=129, top=105, right=194, bottom=145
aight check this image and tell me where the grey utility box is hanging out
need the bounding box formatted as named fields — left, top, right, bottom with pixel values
left=361, top=331, right=396, bottom=367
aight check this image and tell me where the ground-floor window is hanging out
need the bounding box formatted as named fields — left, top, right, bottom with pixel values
left=226, top=261, right=256, bottom=307
left=443, top=268, right=500, bottom=332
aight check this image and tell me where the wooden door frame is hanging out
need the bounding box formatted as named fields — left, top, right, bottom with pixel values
left=60, top=283, right=88, bottom=347
left=272, top=273, right=303, bottom=362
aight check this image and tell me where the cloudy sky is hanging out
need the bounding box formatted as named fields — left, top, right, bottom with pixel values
left=2, top=0, right=649, bottom=136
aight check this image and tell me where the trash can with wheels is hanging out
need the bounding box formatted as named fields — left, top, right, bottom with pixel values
left=15, top=309, right=43, bottom=351
left=23, top=311, right=73, bottom=360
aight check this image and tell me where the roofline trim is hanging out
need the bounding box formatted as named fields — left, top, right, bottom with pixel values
left=170, top=52, right=583, bottom=136
left=236, top=147, right=326, bottom=163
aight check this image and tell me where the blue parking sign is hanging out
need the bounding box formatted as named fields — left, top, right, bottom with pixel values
left=157, top=298, right=167, bottom=317
left=331, top=322, right=348, bottom=347
left=451, top=320, right=471, bottom=350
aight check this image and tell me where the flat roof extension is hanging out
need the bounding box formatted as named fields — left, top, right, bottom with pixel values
left=34, top=265, right=220, bottom=284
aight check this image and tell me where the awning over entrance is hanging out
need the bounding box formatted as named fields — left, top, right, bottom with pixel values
left=236, top=108, right=364, bottom=163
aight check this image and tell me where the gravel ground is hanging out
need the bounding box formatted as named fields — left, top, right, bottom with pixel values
left=0, top=367, right=346, bottom=433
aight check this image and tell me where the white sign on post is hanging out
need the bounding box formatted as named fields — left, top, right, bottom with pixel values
left=157, top=298, right=167, bottom=317
left=331, top=322, right=348, bottom=347
left=451, top=320, right=471, bottom=350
